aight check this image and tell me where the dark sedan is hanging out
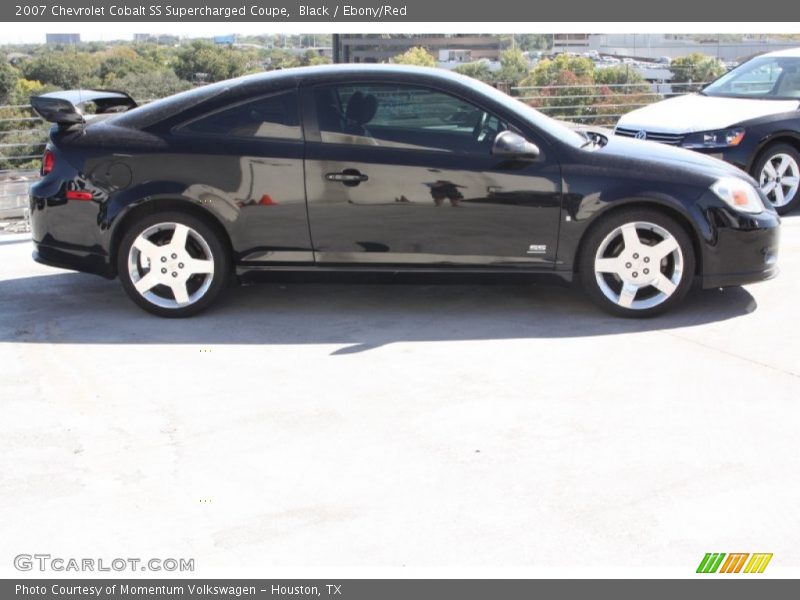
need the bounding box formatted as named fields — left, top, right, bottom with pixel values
left=617, top=48, right=800, bottom=214
left=30, top=65, right=779, bottom=318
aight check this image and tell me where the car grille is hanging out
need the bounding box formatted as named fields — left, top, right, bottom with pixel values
left=614, top=127, right=685, bottom=146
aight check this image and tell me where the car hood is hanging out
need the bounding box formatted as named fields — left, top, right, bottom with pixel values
left=595, top=134, right=753, bottom=182
left=616, top=93, right=800, bottom=133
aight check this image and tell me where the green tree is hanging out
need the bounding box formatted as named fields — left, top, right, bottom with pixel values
left=98, top=47, right=158, bottom=85
left=21, top=50, right=100, bottom=89
left=670, top=53, right=726, bottom=93
left=496, top=48, right=530, bottom=88
left=519, top=56, right=658, bottom=126
left=390, top=46, right=436, bottom=67
left=0, top=61, right=19, bottom=104
left=172, top=40, right=253, bottom=83
left=523, top=54, right=595, bottom=86
left=300, top=49, right=331, bottom=66
left=502, top=34, right=550, bottom=52
left=454, top=61, right=495, bottom=84
left=114, top=69, right=192, bottom=103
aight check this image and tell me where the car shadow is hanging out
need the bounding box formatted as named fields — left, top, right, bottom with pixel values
left=0, top=271, right=758, bottom=352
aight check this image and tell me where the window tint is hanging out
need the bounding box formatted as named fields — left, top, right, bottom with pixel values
left=181, top=91, right=301, bottom=140
left=313, top=83, right=507, bottom=153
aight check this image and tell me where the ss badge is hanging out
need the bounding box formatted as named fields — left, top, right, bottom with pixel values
left=527, top=244, right=547, bottom=254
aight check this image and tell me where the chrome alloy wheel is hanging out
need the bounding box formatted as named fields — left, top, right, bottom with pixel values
left=593, top=221, right=684, bottom=311
left=759, top=152, right=800, bottom=208
left=127, top=222, right=215, bottom=309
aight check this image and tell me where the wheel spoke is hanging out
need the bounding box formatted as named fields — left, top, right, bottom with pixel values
left=620, top=223, right=640, bottom=251
left=763, top=161, right=778, bottom=178
left=134, top=272, right=159, bottom=294
left=774, top=185, right=786, bottom=205
left=171, top=281, right=190, bottom=305
left=170, top=224, right=190, bottom=252
left=595, top=257, right=622, bottom=274
left=762, top=181, right=777, bottom=195
left=652, top=274, right=677, bottom=296
left=618, top=282, right=638, bottom=307
left=133, top=237, right=159, bottom=260
left=777, top=156, right=790, bottom=176
left=782, top=176, right=799, bottom=187
left=186, top=259, right=214, bottom=275
left=651, top=236, right=679, bottom=260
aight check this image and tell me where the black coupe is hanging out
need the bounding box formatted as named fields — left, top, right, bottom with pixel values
left=30, top=65, right=779, bottom=318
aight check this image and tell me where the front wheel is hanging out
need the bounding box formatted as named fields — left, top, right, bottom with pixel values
left=579, top=209, right=695, bottom=318
left=753, top=143, right=800, bottom=215
left=117, top=211, right=230, bottom=317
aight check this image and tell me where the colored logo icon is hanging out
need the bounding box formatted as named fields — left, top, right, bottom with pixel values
left=697, top=553, right=773, bottom=573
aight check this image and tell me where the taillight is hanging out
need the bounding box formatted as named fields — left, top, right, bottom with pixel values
left=42, top=149, right=54, bottom=175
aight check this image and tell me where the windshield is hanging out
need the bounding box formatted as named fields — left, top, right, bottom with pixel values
left=703, top=55, right=800, bottom=100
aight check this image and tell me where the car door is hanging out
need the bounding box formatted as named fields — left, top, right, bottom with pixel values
left=171, top=89, right=313, bottom=265
left=301, top=81, right=563, bottom=268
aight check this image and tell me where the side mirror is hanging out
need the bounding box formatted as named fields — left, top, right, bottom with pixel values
left=492, top=131, right=540, bottom=160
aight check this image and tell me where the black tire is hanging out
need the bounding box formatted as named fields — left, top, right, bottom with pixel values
left=578, top=208, right=696, bottom=318
left=117, top=211, right=230, bottom=318
left=752, top=143, right=800, bottom=215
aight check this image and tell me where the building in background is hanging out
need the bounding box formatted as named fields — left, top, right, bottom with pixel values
left=333, top=35, right=502, bottom=64
left=553, top=33, right=799, bottom=62
left=45, top=33, right=80, bottom=45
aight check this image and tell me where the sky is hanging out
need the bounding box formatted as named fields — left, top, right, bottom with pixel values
left=3, top=22, right=800, bottom=46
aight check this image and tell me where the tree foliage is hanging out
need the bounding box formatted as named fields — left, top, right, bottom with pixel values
left=172, top=40, right=257, bottom=83
left=453, top=61, right=495, bottom=84
left=114, top=70, right=193, bottom=103
left=20, top=51, right=101, bottom=89
left=669, top=53, right=726, bottom=93
left=390, top=47, right=436, bottom=67
left=496, top=48, right=531, bottom=87
left=520, top=56, right=651, bottom=125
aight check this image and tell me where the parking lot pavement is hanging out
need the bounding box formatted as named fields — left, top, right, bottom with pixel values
left=1, top=218, right=799, bottom=576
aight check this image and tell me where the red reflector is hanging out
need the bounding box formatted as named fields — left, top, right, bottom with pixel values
left=42, top=150, right=54, bottom=175
left=66, top=190, right=93, bottom=201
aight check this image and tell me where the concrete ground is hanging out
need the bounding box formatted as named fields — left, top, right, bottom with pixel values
left=1, top=217, right=799, bottom=577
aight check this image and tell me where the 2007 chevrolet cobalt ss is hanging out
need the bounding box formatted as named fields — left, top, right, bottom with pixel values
left=29, top=65, right=779, bottom=318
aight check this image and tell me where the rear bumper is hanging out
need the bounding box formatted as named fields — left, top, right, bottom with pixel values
left=32, top=243, right=114, bottom=278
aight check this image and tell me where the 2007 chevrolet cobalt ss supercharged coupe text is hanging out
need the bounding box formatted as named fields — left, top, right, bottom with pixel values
left=29, top=65, right=780, bottom=318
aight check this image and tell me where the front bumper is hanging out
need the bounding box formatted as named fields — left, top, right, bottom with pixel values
left=695, top=195, right=780, bottom=289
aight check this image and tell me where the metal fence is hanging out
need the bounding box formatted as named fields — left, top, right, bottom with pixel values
left=1, top=104, right=47, bottom=220
left=512, top=81, right=708, bottom=125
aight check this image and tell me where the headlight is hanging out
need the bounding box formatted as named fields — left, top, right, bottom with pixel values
left=682, top=128, right=745, bottom=149
left=710, top=177, right=764, bottom=214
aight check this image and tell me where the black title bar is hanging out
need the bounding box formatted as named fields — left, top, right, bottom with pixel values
left=3, top=0, right=799, bottom=22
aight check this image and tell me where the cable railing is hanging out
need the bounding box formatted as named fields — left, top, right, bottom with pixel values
left=512, top=81, right=709, bottom=125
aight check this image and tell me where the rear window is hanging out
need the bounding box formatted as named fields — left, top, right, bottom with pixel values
left=112, top=71, right=294, bottom=129
left=178, top=91, right=301, bottom=140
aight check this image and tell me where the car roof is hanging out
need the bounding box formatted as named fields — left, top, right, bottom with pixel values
left=759, top=47, right=800, bottom=58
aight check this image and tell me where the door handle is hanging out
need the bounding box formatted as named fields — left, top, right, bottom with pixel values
left=325, top=169, right=369, bottom=186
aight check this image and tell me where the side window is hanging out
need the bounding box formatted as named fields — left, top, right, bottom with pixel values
left=313, top=83, right=507, bottom=154
left=180, top=90, right=301, bottom=140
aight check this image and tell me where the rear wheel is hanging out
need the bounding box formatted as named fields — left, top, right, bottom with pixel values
left=579, top=209, right=695, bottom=318
left=117, top=211, right=229, bottom=317
left=753, top=143, right=800, bottom=215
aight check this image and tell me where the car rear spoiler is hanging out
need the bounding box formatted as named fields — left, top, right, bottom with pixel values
left=30, top=89, right=137, bottom=126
